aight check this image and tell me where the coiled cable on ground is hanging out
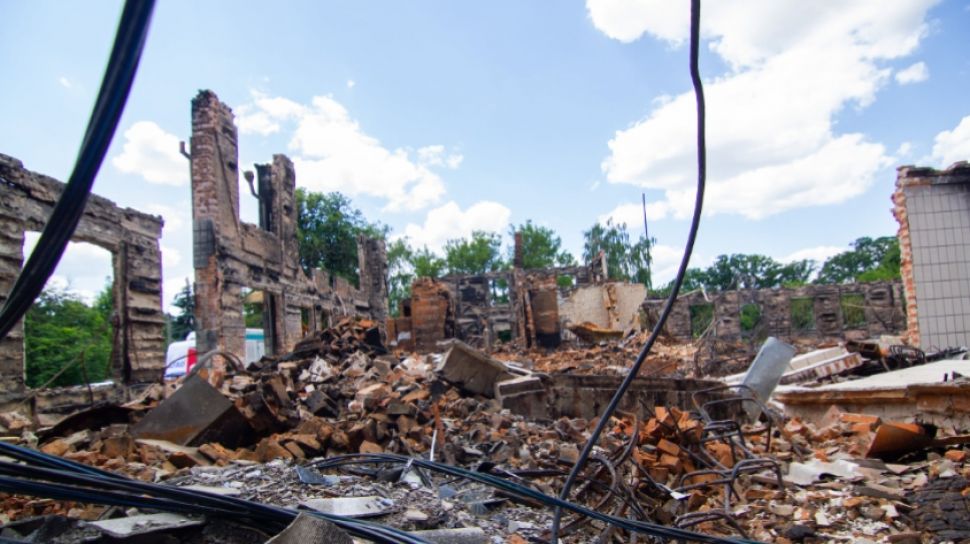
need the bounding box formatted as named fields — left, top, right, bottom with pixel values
left=310, top=454, right=758, bottom=543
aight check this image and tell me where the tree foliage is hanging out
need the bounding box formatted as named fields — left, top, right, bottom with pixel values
left=670, top=254, right=815, bottom=294
left=25, top=284, right=113, bottom=388
left=816, top=236, right=900, bottom=284
left=444, top=231, right=505, bottom=275
left=168, top=280, right=194, bottom=342
left=295, top=189, right=386, bottom=286
left=509, top=220, right=575, bottom=269
left=412, top=247, right=446, bottom=279
left=582, top=219, right=653, bottom=288
left=387, top=238, right=416, bottom=317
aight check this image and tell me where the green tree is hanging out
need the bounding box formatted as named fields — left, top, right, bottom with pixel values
left=701, top=254, right=814, bottom=291
left=659, top=254, right=814, bottom=295
left=444, top=231, right=504, bottom=275
left=295, top=189, right=386, bottom=286
left=816, top=236, right=900, bottom=284
left=582, top=219, right=653, bottom=288
left=509, top=220, right=575, bottom=269
left=412, top=247, right=446, bottom=279
left=24, top=285, right=113, bottom=388
left=387, top=238, right=415, bottom=317
left=168, top=280, right=194, bottom=342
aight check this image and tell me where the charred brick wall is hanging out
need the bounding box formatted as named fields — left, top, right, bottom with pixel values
left=392, top=263, right=605, bottom=352
left=893, top=162, right=970, bottom=349
left=643, top=282, right=905, bottom=343
left=0, top=153, right=165, bottom=397
left=190, top=91, right=387, bottom=363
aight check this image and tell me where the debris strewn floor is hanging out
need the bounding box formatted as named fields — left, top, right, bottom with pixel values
left=1, top=319, right=968, bottom=542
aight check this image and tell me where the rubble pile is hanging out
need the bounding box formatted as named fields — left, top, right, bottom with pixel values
left=2, top=321, right=970, bottom=542
left=519, top=335, right=694, bottom=377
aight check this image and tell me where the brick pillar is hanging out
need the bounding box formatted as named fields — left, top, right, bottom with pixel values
left=358, top=235, right=388, bottom=326
left=116, top=228, right=166, bottom=384
left=0, top=213, right=25, bottom=399
left=513, top=232, right=524, bottom=268
left=191, top=90, right=245, bottom=361
left=892, top=178, right=920, bottom=346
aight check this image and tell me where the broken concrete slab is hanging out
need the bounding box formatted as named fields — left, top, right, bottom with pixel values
left=264, top=513, right=352, bottom=544
left=300, top=496, right=395, bottom=518
left=741, top=337, right=796, bottom=416
left=566, top=321, right=624, bottom=343
left=436, top=341, right=514, bottom=398
left=495, top=375, right=548, bottom=419
left=780, top=350, right=863, bottom=385
left=131, top=374, right=255, bottom=448
left=134, top=439, right=210, bottom=467
left=410, top=527, right=487, bottom=544
left=787, top=459, right=861, bottom=486
left=86, top=513, right=203, bottom=538
left=776, top=359, right=970, bottom=427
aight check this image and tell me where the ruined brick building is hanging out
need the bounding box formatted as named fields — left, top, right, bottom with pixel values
left=0, top=154, right=166, bottom=400
left=189, top=91, right=388, bottom=362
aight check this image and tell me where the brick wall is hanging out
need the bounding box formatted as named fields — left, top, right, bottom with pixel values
left=0, top=153, right=165, bottom=395
left=190, top=91, right=388, bottom=364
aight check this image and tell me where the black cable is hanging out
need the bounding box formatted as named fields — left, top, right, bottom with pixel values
left=0, top=0, right=155, bottom=340
left=0, top=446, right=431, bottom=544
left=550, top=0, right=707, bottom=541
left=310, top=454, right=755, bottom=543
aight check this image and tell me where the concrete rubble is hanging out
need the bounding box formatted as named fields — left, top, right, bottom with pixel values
left=0, top=311, right=968, bottom=542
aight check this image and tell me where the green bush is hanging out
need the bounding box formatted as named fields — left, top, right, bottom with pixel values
left=25, top=286, right=113, bottom=388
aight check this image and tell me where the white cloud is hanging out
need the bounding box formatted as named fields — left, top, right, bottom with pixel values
left=930, top=115, right=970, bottom=168
left=896, top=141, right=913, bottom=157
left=24, top=234, right=113, bottom=304
left=599, top=201, right=673, bottom=227
left=780, top=245, right=844, bottom=264
left=589, top=0, right=935, bottom=219
left=346, top=79, right=356, bottom=89
left=400, top=200, right=511, bottom=252
left=112, top=121, right=188, bottom=186
left=586, top=0, right=687, bottom=44
left=163, top=275, right=193, bottom=315
left=145, top=203, right=187, bottom=233
left=58, top=76, right=72, bottom=89
left=235, top=93, right=305, bottom=135
left=650, top=244, right=690, bottom=285
left=237, top=92, right=454, bottom=211
left=161, top=244, right=182, bottom=270
left=417, top=145, right=463, bottom=169
left=895, top=61, right=929, bottom=84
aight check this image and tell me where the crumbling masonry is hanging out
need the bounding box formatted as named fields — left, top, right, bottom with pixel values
left=0, top=154, right=165, bottom=399
left=190, top=91, right=388, bottom=362
left=642, top=282, right=906, bottom=343
left=388, top=262, right=616, bottom=352
left=893, top=161, right=970, bottom=349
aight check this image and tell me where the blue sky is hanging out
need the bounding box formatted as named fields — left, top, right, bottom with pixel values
left=2, top=0, right=969, bottom=310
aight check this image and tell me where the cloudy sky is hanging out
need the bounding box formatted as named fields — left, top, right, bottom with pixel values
left=2, top=0, right=969, bottom=310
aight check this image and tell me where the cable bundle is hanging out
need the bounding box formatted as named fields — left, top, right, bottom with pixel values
left=0, top=441, right=430, bottom=544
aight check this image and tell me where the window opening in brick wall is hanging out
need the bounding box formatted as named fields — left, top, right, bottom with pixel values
left=689, top=303, right=715, bottom=339
left=841, top=293, right=866, bottom=329
left=740, top=303, right=762, bottom=333
left=791, top=297, right=815, bottom=331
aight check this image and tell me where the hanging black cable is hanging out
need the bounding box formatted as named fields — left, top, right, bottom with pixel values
left=550, top=0, right=707, bottom=541
left=0, top=0, right=155, bottom=340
